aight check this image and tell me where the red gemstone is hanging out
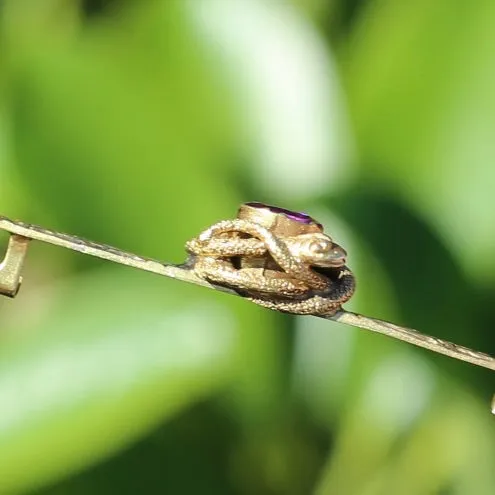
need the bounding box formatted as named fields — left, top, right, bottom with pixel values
left=245, top=202, right=321, bottom=227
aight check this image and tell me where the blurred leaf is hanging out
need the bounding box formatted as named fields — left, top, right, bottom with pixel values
left=6, top=0, right=239, bottom=256
left=37, top=401, right=240, bottom=495
left=315, top=377, right=495, bottom=495
left=347, top=0, right=495, bottom=282
left=189, top=0, right=355, bottom=200
left=381, top=394, right=495, bottom=495
left=0, top=268, right=238, bottom=494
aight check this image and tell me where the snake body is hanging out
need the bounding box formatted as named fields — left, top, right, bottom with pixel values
left=186, top=219, right=355, bottom=315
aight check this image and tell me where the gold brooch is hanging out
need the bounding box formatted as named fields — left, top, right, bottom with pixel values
left=0, top=204, right=493, bottom=403
left=186, top=202, right=355, bottom=315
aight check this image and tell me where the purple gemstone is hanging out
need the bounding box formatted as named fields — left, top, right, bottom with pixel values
left=245, top=202, right=321, bottom=226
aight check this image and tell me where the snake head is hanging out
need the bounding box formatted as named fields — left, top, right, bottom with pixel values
left=287, top=233, right=347, bottom=268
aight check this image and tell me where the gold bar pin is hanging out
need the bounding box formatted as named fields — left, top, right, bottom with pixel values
left=0, top=211, right=493, bottom=410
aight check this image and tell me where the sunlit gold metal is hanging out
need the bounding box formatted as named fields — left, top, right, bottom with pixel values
left=0, top=234, right=30, bottom=297
left=186, top=204, right=354, bottom=315
left=0, top=216, right=215, bottom=291
left=237, top=202, right=323, bottom=236
left=0, top=212, right=494, bottom=379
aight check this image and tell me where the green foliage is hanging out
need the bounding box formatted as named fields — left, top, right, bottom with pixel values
left=0, top=1, right=494, bottom=494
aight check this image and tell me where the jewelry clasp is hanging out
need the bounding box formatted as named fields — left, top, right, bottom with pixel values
left=0, top=234, right=30, bottom=298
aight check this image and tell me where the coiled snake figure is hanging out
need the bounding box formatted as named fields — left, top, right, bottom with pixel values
left=186, top=202, right=355, bottom=315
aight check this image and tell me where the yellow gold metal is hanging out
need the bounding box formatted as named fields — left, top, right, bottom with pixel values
left=237, top=202, right=322, bottom=236
left=0, top=234, right=30, bottom=297
left=186, top=205, right=355, bottom=315
left=0, top=216, right=216, bottom=293
left=0, top=211, right=493, bottom=382
left=331, top=311, right=495, bottom=372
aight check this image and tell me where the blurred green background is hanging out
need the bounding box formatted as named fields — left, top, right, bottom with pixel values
left=1, top=1, right=494, bottom=494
